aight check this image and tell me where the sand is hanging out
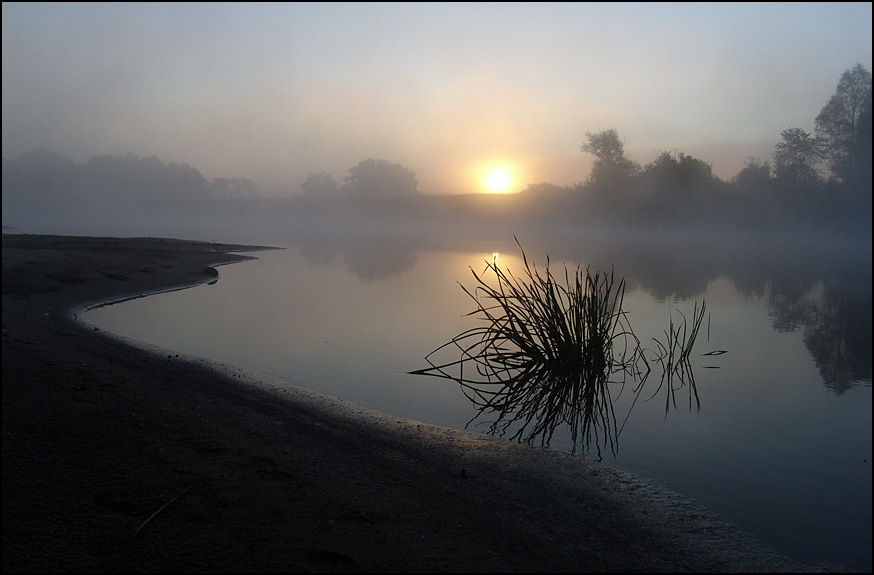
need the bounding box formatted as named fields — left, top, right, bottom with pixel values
left=1, top=233, right=848, bottom=572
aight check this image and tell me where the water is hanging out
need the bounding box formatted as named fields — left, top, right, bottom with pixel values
left=84, top=228, right=872, bottom=571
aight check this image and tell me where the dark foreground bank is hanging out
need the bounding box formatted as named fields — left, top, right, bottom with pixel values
left=1, top=234, right=849, bottom=572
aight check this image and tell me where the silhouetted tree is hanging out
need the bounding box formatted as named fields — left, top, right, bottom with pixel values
left=643, top=150, right=716, bottom=194
left=580, top=129, right=640, bottom=189
left=855, top=102, right=873, bottom=189
left=814, top=63, right=872, bottom=186
left=3, top=148, right=255, bottom=222
left=732, top=157, right=773, bottom=191
left=14, top=148, right=78, bottom=195
left=80, top=153, right=211, bottom=203
left=344, top=158, right=418, bottom=196
left=165, top=161, right=211, bottom=200
left=724, top=157, right=778, bottom=229
left=773, top=127, right=823, bottom=187
left=300, top=172, right=339, bottom=196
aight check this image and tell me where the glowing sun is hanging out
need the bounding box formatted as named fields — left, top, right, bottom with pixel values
left=485, top=167, right=512, bottom=193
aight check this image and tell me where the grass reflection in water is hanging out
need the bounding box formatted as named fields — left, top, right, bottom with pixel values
left=411, top=239, right=709, bottom=459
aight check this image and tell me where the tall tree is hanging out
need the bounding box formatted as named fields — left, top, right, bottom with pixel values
left=732, top=157, right=773, bottom=192
left=814, top=63, right=872, bottom=185
left=644, top=150, right=716, bottom=192
left=580, top=129, right=640, bottom=189
left=773, top=127, right=823, bottom=187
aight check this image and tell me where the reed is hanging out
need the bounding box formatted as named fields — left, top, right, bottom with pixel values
left=411, top=239, right=648, bottom=458
left=646, top=300, right=706, bottom=415
left=411, top=239, right=712, bottom=457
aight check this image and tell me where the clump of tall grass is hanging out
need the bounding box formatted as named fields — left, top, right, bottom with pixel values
left=412, top=239, right=713, bottom=458
left=411, top=239, right=649, bottom=458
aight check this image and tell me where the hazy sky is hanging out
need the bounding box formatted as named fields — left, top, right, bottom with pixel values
left=2, top=2, right=872, bottom=195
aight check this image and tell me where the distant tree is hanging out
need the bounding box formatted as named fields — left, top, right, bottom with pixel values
left=10, top=147, right=77, bottom=194
left=814, top=63, right=872, bottom=185
left=732, top=157, right=773, bottom=191
left=15, top=146, right=75, bottom=174
left=344, top=158, right=418, bottom=196
left=580, top=129, right=640, bottom=188
left=722, top=157, right=778, bottom=228
left=643, top=150, right=716, bottom=192
left=856, top=102, right=873, bottom=185
left=81, top=153, right=210, bottom=202
left=773, top=127, right=823, bottom=187
left=165, top=161, right=211, bottom=200
left=2, top=148, right=79, bottom=217
left=300, top=172, right=339, bottom=196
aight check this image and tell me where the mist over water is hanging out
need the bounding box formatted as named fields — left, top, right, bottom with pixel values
left=3, top=129, right=871, bottom=575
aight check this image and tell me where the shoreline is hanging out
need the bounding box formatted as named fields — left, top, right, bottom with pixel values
left=2, top=233, right=847, bottom=572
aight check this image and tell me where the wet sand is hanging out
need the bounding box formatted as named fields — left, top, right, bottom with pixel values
left=1, top=233, right=847, bottom=572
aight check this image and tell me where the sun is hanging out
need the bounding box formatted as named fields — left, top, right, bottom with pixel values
left=485, top=167, right=512, bottom=193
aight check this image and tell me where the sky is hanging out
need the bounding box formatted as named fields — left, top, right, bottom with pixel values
left=2, top=2, right=872, bottom=196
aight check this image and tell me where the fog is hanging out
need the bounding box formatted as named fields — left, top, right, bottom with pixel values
left=3, top=145, right=870, bottom=241
left=2, top=3, right=871, bottom=312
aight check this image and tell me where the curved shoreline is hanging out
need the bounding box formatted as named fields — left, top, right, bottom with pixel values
left=2, top=233, right=847, bottom=572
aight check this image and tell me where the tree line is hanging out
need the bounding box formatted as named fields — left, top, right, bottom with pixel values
left=552, top=64, right=871, bottom=232
left=292, top=64, right=870, bottom=234
left=3, top=64, right=869, bottom=235
left=2, top=148, right=259, bottom=215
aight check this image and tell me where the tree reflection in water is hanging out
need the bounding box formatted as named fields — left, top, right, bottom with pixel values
left=768, top=276, right=872, bottom=394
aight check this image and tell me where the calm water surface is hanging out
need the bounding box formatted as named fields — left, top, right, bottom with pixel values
left=85, top=229, right=872, bottom=571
